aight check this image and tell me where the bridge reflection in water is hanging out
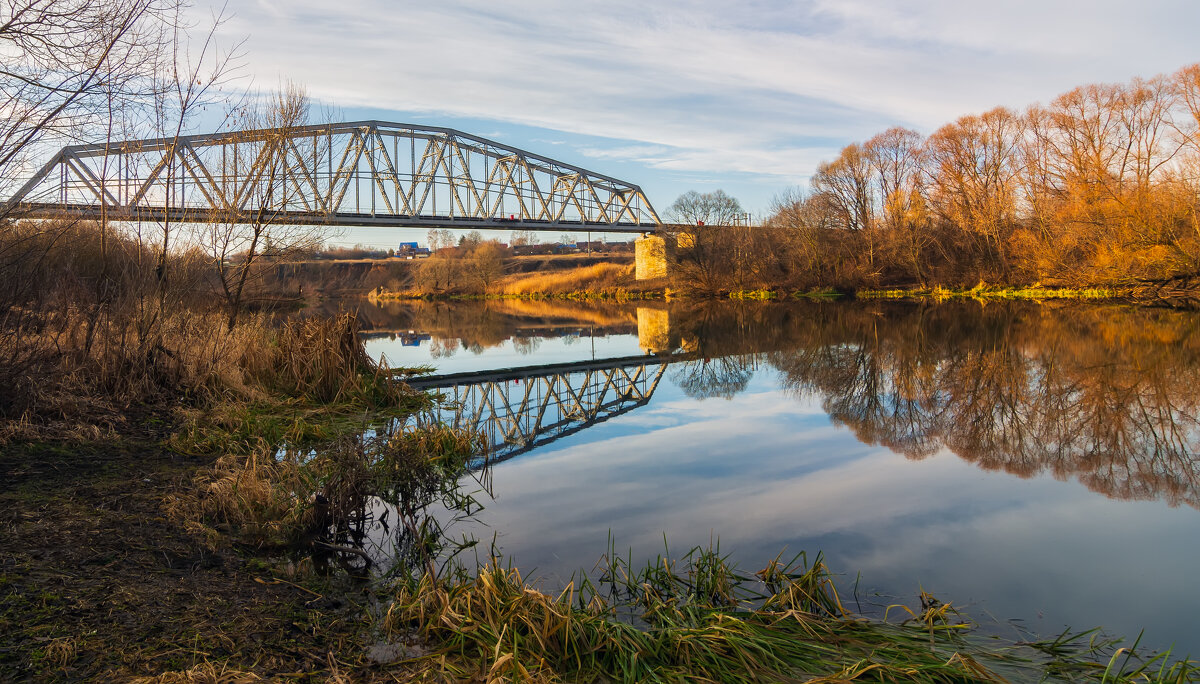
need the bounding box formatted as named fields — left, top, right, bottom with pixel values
left=402, top=353, right=687, bottom=467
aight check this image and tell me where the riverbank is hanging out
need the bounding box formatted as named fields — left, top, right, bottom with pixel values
left=0, top=431, right=404, bottom=680
left=356, top=258, right=1200, bottom=306
left=0, top=314, right=432, bottom=679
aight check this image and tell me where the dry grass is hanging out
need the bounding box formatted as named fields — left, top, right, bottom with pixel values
left=0, top=304, right=415, bottom=443
left=1, top=308, right=268, bottom=428
left=0, top=219, right=418, bottom=439
left=129, top=662, right=267, bottom=683
left=166, top=449, right=309, bottom=549
left=246, top=312, right=412, bottom=407
left=494, top=262, right=635, bottom=296
left=167, top=426, right=477, bottom=550
left=379, top=546, right=1199, bottom=683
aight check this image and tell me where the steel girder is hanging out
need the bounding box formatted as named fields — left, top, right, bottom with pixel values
left=407, top=359, right=669, bottom=468
left=6, top=121, right=662, bottom=232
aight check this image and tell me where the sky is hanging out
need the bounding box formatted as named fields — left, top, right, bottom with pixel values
left=191, top=0, right=1200, bottom=247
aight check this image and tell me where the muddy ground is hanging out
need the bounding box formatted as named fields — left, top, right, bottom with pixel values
left=0, top=427, right=416, bottom=681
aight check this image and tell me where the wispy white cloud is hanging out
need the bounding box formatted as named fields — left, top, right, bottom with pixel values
left=194, top=0, right=1200, bottom=209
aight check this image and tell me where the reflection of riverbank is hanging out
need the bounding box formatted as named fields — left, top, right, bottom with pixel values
left=364, top=297, right=1200, bottom=509
left=312, top=297, right=645, bottom=348
left=661, top=300, right=1200, bottom=508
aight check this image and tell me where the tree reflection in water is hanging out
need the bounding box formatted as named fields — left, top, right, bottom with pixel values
left=670, top=356, right=757, bottom=400
left=672, top=301, right=1200, bottom=508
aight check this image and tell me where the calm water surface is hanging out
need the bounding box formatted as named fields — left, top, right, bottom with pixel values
left=346, top=297, right=1200, bottom=656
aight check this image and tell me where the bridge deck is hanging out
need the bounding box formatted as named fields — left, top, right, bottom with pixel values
left=17, top=202, right=659, bottom=233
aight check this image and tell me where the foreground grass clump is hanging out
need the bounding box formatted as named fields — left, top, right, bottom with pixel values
left=380, top=545, right=1199, bottom=682
left=163, top=312, right=487, bottom=555
left=168, top=425, right=478, bottom=550
left=171, top=312, right=431, bottom=453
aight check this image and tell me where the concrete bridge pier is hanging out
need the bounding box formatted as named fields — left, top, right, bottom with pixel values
left=635, top=232, right=674, bottom=280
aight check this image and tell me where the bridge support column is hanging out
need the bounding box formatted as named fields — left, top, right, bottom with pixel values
left=637, top=307, right=671, bottom=353
left=635, top=233, right=673, bottom=280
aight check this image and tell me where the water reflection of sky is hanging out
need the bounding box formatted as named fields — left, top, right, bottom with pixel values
left=365, top=329, right=1200, bottom=658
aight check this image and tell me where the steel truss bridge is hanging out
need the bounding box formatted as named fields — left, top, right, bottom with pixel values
left=403, top=354, right=689, bottom=468
left=7, top=121, right=662, bottom=233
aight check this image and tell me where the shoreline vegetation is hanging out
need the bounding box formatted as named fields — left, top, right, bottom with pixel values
left=360, top=259, right=1200, bottom=305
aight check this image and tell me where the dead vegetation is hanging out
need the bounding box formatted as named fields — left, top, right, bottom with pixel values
left=0, top=438, right=391, bottom=681
left=167, top=426, right=477, bottom=552
left=0, top=215, right=417, bottom=441
left=494, top=261, right=637, bottom=296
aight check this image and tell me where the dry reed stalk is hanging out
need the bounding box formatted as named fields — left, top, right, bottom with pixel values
left=252, top=312, right=409, bottom=407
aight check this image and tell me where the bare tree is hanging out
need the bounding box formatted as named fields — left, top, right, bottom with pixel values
left=812, top=143, right=883, bottom=274
left=0, top=0, right=179, bottom=210
left=667, top=189, right=744, bottom=226
left=0, top=1, right=245, bottom=416
left=924, top=107, right=1022, bottom=277
left=426, top=228, right=453, bottom=252
left=457, top=230, right=483, bottom=252
left=0, top=0, right=179, bottom=319
left=469, top=240, right=507, bottom=290
left=199, top=82, right=325, bottom=329
left=864, top=127, right=924, bottom=233
left=141, top=3, right=240, bottom=315
left=811, top=144, right=874, bottom=233
left=509, top=229, right=536, bottom=247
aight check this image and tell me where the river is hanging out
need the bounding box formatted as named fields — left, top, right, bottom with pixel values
left=329, top=297, right=1200, bottom=657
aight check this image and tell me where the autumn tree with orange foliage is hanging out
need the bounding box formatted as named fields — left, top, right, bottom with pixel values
left=759, top=63, right=1200, bottom=290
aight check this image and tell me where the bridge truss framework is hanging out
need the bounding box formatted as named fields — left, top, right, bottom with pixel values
left=405, top=358, right=670, bottom=467
left=8, top=121, right=662, bottom=233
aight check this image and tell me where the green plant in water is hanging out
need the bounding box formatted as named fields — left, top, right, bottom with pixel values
left=856, top=284, right=1129, bottom=302
left=377, top=539, right=1198, bottom=683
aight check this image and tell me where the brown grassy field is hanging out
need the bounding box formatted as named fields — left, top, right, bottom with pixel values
left=494, top=261, right=635, bottom=295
